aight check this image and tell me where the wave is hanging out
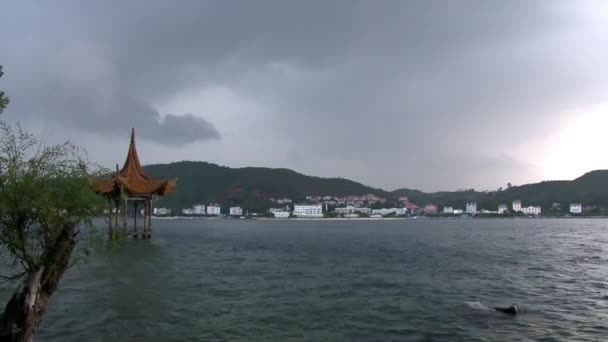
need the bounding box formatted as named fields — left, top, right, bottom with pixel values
left=465, top=301, right=489, bottom=311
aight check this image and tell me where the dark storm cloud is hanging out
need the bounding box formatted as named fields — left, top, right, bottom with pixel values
left=2, top=56, right=219, bottom=146
left=1, top=1, right=224, bottom=145
left=1, top=0, right=606, bottom=189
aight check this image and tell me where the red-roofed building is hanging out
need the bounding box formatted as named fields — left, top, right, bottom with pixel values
left=423, top=204, right=438, bottom=215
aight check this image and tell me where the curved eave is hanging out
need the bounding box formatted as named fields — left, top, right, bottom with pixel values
left=89, top=177, right=177, bottom=198
left=89, top=178, right=120, bottom=195
left=118, top=177, right=177, bottom=197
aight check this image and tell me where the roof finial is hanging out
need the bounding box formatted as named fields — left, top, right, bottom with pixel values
left=131, top=128, right=135, bottom=144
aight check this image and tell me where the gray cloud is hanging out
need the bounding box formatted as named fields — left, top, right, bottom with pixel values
left=1, top=0, right=606, bottom=190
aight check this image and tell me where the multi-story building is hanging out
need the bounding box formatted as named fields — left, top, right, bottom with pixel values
left=193, top=204, right=206, bottom=215
left=498, top=204, right=508, bottom=214
left=570, top=204, right=582, bottom=214
left=155, top=207, right=172, bottom=216
left=355, top=207, right=372, bottom=215
left=293, top=204, right=323, bottom=217
left=395, top=208, right=407, bottom=216
left=424, top=204, right=438, bottom=215
left=337, top=207, right=372, bottom=215
left=443, top=207, right=454, bottom=214
left=521, top=206, right=541, bottom=215
left=405, top=203, right=420, bottom=213
left=363, top=194, right=386, bottom=204
left=269, top=206, right=290, bottom=213
left=273, top=211, right=290, bottom=218
left=512, top=200, right=522, bottom=212
left=466, top=202, right=477, bottom=214
left=335, top=206, right=356, bottom=215
left=371, top=208, right=397, bottom=216
left=207, top=205, right=221, bottom=216
left=229, top=206, right=243, bottom=216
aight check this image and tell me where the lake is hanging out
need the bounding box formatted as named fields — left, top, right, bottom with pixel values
left=14, top=219, right=608, bottom=341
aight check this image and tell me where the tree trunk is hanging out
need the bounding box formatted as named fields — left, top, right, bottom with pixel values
left=0, top=223, right=77, bottom=342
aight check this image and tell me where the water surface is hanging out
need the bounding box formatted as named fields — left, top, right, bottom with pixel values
left=12, top=219, right=608, bottom=341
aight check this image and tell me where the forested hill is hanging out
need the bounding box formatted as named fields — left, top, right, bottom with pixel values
left=392, top=170, right=608, bottom=212
left=143, top=161, right=388, bottom=211
left=143, top=161, right=608, bottom=212
left=477, top=170, right=608, bottom=210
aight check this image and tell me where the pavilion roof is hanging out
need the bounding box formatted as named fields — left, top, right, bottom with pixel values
left=90, top=129, right=177, bottom=197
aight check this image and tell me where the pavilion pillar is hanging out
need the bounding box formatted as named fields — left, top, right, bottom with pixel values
left=133, top=202, right=138, bottom=238
left=148, top=200, right=152, bottom=238
left=143, top=200, right=149, bottom=239
left=114, top=198, right=119, bottom=231
left=108, top=198, right=114, bottom=239
left=149, top=200, right=153, bottom=230
left=123, top=199, right=128, bottom=229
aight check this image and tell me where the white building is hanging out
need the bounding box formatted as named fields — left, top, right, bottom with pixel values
left=269, top=207, right=290, bottom=213
left=498, top=204, right=508, bottom=214
left=272, top=211, right=290, bottom=218
left=521, top=206, right=542, bottom=215
left=371, top=208, right=398, bottom=216
left=443, top=207, right=454, bottom=214
left=570, top=204, right=582, bottom=214
left=193, top=204, right=206, bottom=215
left=335, top=206, right=355, bottom=215
left=512, top=200, right=522, bottom=212
left=466, top=202, right=477, bottom=214
left=229, top=206, right=243, bottom=216
left=293, top=204, right=323, bottom=217
left=207, top=205, right=221, bottom=216
left=355, top=207, right=372, bottom=215
left=453, top=209, right=464, bottom=214
left=154, top=207, right=171, bottom=216
left=182, top=208, right=194, bottom=216
left=395, top=208, right=407, bottom=216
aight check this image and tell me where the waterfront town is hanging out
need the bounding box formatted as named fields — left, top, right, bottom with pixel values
left=130, top=195, right=587, bottom=219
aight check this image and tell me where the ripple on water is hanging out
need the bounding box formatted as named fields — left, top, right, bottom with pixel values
left=10, top=218, right=606, bottom=341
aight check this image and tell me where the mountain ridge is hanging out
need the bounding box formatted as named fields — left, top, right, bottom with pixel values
left=142, top=161, right=608, bottom=212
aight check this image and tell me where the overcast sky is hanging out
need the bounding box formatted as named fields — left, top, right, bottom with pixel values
left=1, top=1, right=607, bottom=191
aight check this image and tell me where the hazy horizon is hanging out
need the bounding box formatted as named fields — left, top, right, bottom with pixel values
left=1, top=1, right=607, bottom=191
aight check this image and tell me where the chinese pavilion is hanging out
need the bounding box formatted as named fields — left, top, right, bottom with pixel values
left=91, top=128, right=177, bottom=239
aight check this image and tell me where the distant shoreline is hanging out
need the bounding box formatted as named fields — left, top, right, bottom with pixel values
left=147, top=216, right=608, bottom=221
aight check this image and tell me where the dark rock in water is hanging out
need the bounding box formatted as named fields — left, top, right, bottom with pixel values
left=494, top=305, right=518, bottom=315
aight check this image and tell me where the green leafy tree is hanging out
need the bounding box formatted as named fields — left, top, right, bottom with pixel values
left=0, top=66, right=9, bottom=114
left=0, top=121, right=100, bottom=341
